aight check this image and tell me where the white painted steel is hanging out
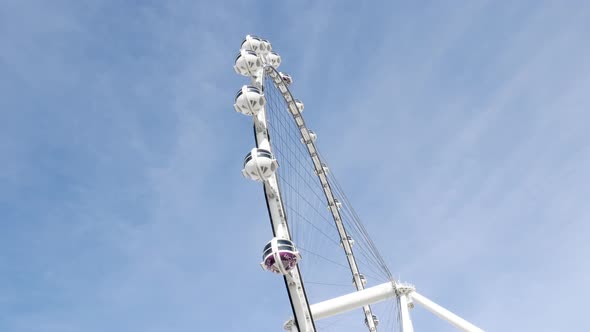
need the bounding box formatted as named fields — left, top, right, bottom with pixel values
left=310, top=282, right=396, bottom=320
left=399, top=293, right=415, bottom=332
left=284, top=279, right=485, bottom=332
left=410, top=292, right=485, bottom=332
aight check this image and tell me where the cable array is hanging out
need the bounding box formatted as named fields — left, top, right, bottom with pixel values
left=263, top=72, right=401, bottom=331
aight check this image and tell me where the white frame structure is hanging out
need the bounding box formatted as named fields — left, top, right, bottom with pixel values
left=249, top=64, right=317, bottom=332
left=234, top=35, right=485, bottom=332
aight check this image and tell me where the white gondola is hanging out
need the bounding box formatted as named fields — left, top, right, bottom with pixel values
left=316, top=163, right=329, bottom=175
left=328, top=198, right=342, bottom=211
left=240, top=35, right=265, bottom=54
left=353, top=274, right=367, bottom=286
left=267, top=51, right=281, bottom=68
left=294, top=99, right=304, bottom=113
left=340, top=235, right=355, bottom=248
left=242, top=148, right=278, bottom=181
left=365, top=315, right=379, bottom=328
left=260, top=39, right=272, bottom=55
left=300, top=130, right=317, bottom=144
left=261, top=238, right=301, bottom=275
left=279, top=72, right=293, bottom=86
left=234, top=85, right=265, bottom=115
left=234, top=49, right=262, bottom=77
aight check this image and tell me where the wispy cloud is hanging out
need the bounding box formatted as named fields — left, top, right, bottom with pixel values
left=1, top=1, right=589, bottom=331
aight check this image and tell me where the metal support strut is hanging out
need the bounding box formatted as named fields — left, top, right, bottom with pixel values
left=287, top=281, right=485, bottom=332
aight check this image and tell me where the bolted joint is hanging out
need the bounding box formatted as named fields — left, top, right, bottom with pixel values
left=395, top=282, right=416, bottom=296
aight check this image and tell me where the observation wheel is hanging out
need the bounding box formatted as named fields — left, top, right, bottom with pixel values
left=232, top=35, right=485, bottom=332
left=234, top=35, right=398, bottom=332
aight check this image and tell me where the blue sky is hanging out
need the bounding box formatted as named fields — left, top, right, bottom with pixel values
left=1, top=1, right=589, bottom=331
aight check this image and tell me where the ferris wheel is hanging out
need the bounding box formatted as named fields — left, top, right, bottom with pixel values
left=232, top=35, right=485, bottom=332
